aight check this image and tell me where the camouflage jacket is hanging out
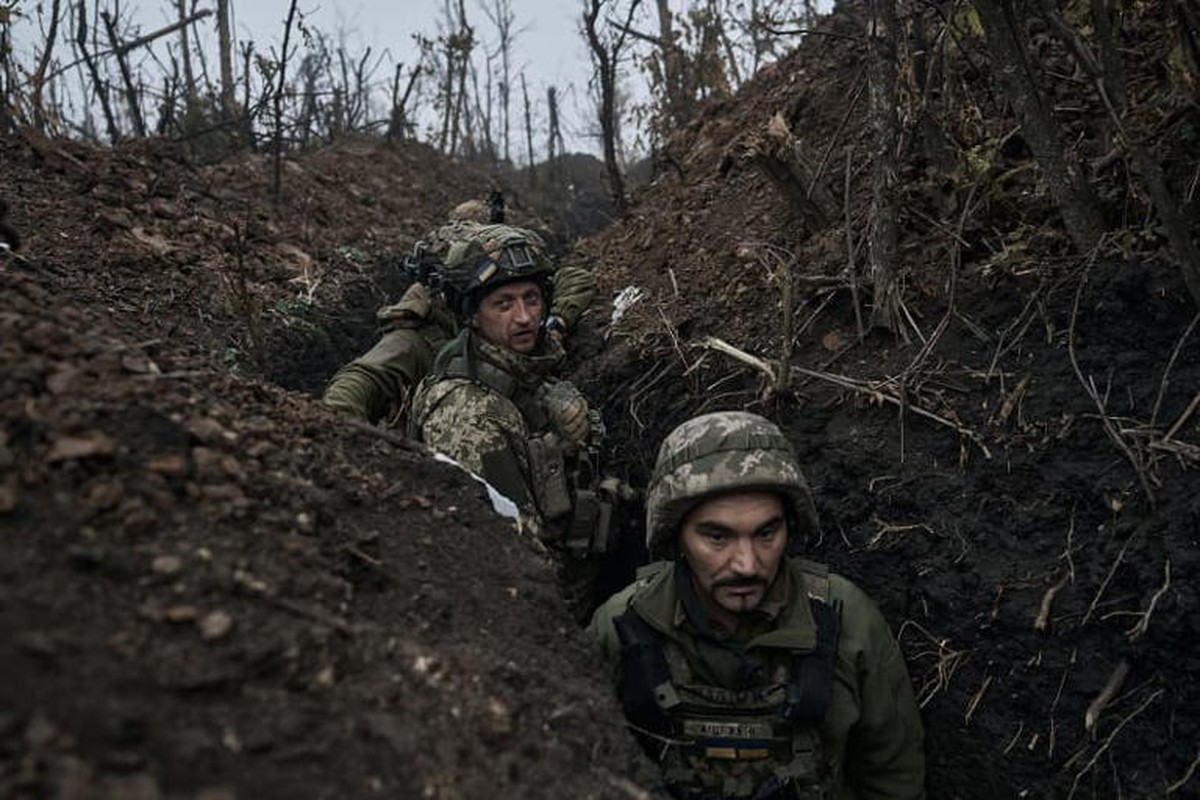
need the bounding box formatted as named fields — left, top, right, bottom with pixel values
left=321, top=263, right=596, bottom=423
left=588, top=558, right=926, bottom=800
left=408, top=329, right=580, bottom=542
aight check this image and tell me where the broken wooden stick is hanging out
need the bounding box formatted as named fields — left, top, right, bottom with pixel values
left=702, top=335, right=993, bottom=458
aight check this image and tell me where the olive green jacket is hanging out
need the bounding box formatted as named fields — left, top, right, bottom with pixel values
left=322, top=264, right=596, bottom=422
left=588, top=559, right=926, bottom=800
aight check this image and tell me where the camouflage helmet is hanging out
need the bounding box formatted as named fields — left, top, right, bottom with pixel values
left=645, top=411, right=819, bottom=557
left=439, top=223, right=555, bottom=317
left=448, top=199, right=489, bottom=222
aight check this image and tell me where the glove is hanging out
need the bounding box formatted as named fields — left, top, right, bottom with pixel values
left=540, top=381, right=591, bottom=451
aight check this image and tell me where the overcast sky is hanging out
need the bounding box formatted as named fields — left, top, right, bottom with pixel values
left=143, top=0, right=603, bottom=153
left=12, top=1, right=832, bottom=157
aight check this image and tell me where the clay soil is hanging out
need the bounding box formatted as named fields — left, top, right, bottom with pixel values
left=3, top=3, right=1200, bottom=799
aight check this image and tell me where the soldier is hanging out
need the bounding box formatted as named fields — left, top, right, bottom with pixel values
left=408, top=224, right=616, bottom=621
left=589, top=412, right=925, bottom=800
left=321, top=212, right=595, bottom=424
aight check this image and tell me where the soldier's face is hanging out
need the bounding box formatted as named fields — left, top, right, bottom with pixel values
left=472, top=280, right=546, bottom=353
left=678, top=491, right=787, bottom=627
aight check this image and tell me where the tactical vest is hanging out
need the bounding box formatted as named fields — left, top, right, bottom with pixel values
left=614, top=561, right=842, bottom=800
left=415, top=331, right=614, bottom=553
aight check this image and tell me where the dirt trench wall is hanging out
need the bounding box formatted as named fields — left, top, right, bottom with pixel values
left=574, top=255, right=1200, bottom=799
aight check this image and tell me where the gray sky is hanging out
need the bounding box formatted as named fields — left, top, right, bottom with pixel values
left=12, top=2, right=831, bottom=157
left=141, top=0, right=602, bottom=154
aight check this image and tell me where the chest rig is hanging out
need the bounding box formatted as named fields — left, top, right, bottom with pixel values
left=614, top=562, right=842, bottom=800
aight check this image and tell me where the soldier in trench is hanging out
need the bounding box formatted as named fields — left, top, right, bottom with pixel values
left=406, top=222, right=619, bottom=623
left=589, top=411, right=926, bottom=800
left=321, top=199, right=595, bottom=425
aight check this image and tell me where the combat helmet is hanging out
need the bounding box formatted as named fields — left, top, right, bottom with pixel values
left=439, top=223, right=555, bottom=317
left=448, top=199, right=488, bottom=222
left=645, top=411, right=820, bottom=558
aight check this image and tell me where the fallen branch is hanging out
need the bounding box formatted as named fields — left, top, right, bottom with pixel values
left=701, top=336, right=993, bottom=458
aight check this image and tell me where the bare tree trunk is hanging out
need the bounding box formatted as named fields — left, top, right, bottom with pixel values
left=865, top=0, right=902, bottom=335
left=175, top=0, right=196, bottom=103
left=974, top=0, right=1105, bottom=253
left=448, top=0, right=472, bottom=157
left=483, top=0, right=515, bottom=164
left=521, top=71, right=536, bottom=187
left=76, top=3, right=120, bottom=143
left=101, top=10, right=146, bottom=137
left=273, top=0, right=300, bottom=204
left=1048, top=0, right=1200, bottom=306
left=653, top=0, right=692, bottom=129
left=216, top=0, right=236, bottom=118
left=239, top=41, right=258, bottom=150
left=388, top=63, right=421, bottom=141
left=0, top=11, right=13, bottom=134
left=31, top=0, right=64, bottom=133
left=438, top=39, right=455, bottom=151
left=546, top=85, right=561, bottom=179
left=583, top=0, right=641, bottom=215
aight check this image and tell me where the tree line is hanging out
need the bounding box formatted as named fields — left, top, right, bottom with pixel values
left=1, top=1, right=1197, bottom=310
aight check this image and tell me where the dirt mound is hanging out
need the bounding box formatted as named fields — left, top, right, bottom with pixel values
left=0, top=135, right=654, bottom=797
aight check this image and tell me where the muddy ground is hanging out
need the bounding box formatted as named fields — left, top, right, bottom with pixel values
left=3, top=2, right=1200, bottom=799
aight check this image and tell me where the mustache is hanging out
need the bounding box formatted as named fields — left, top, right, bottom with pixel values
left=712, top=575, right=767, bottom=590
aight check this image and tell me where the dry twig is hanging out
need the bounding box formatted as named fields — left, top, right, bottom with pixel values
left=1080, top=526, right=1138, bottom=627
left=1068, top=272, right=1156, bottom=503
left=1150, top=312, right=1199, bottom=427
left=1123, top=558, right=1171, bottom=641
left=896, top=621, right=967, bottom=708
left=1047, top=649, right=1076, bottom=759
left=964, top=675, right=992, bottom=725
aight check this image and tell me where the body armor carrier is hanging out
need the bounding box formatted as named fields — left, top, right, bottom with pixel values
left=417, top=331, right=616, bottom=554
left=614, top=562, right=842, bottom=800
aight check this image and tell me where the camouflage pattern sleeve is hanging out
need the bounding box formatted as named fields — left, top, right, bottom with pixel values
left=549, top=265, right=597, bottom=331
left=416, top=380, right=545, bottom=538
